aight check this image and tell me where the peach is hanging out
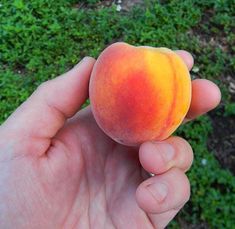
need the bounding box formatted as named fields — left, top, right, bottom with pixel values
left=89, top=42, right=191, bottom=146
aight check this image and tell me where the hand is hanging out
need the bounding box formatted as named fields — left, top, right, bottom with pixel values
left=0, top=53, right=220, bottom=229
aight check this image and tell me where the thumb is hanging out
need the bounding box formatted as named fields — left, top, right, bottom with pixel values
left=0, top=57, right=95, bottom=156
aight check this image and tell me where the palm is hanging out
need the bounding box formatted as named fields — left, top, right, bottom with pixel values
left=42, top=107, right=151, bottom=228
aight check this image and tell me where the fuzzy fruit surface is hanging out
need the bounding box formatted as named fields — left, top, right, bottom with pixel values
left=89, top=42, right=192, bottom=146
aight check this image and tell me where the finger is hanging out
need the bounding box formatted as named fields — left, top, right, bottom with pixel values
left=139, top=136, right=193, bottom=175
left=185, top=79, right=221, bottom=120
left=175, top=50, right=194, bottom=70
left=175, top=51, right=221, bottom=121
left=0, top=57, right=95, bottom=156
left=136, top=168, right=190, bottom=214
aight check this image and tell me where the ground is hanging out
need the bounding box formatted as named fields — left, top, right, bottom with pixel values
left=209, top=106, right=235, bottom=175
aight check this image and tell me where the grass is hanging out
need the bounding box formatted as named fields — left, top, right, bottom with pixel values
left=0, top=0, right=235, bottom=228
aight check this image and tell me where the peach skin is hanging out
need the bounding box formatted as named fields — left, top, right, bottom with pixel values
left=89, top=42, right=192, bottom=146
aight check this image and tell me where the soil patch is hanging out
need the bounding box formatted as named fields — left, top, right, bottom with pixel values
left=208, top=108, right=235, bottom=175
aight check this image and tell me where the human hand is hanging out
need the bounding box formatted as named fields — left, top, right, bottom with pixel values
left=0, top=53, right=220, bottom=229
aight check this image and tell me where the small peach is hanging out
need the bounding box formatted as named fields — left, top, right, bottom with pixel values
left=89, top=42, right=191, bottom=146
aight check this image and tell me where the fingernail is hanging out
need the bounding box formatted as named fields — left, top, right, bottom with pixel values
left=147, top=182, right=168, bottom=203
left=163, top=143, right=175, bottom=161
left=82, top=56, right=93, bottom=62
left=154, top=142, right=175, bottom=162
left=74, top=57, right=93, bottom=68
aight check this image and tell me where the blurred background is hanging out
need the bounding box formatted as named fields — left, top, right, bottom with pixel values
left=0, top=0, right=234, bottom=228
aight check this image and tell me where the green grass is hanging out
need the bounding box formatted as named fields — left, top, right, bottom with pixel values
left=1, top=0, right=235, bottom=228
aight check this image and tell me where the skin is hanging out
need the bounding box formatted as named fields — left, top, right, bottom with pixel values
left=0, top=52, right=221, bottom=229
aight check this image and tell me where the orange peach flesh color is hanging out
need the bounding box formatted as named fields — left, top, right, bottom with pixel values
left=89, top=43, right=192, bottom=146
